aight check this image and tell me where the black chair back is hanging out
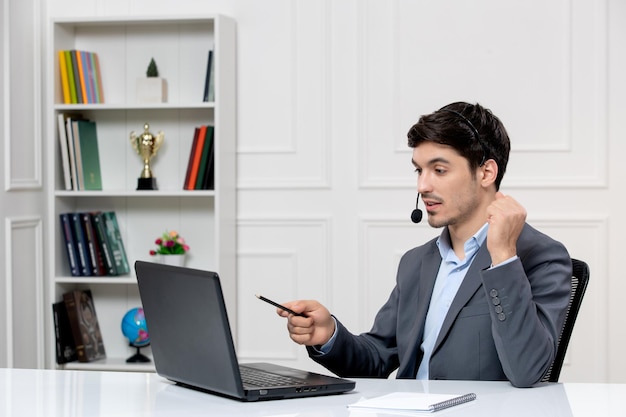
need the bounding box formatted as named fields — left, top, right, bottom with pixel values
left=541, top=258, right=590, bottom=382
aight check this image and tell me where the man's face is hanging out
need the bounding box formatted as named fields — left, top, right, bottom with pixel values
left=411, top=142, right=482, bottom=229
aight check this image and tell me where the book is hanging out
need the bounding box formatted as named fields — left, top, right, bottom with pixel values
left=207, top=49, right=215, bottom=102
left=70, top=50, right=84, bottom=104
left=76, top=119, right=103, bottom=190
left=200, top=126, right=215, bottom=190
left=348, top=392, right=477, bottom=413
left=57, top=113, right=73, bottom=190
left=57, top=50, right=71, bottom=104
left=59, top=213, right=80, bottom=276
left=186, top=125, right=207, bottom=189
left=195, top=125, right=213, bottom=189
left=63, top=114, right=83, bottom=191
left=52, top=301, right=78, bottom=364
left=70, top=212, right=91, bottom=276
left=81, top=212, right=105, bottom=276
left=183, top=127, right=201, bottom=190
left=70, top=119, right=84, bottom=190
left=64, top=50, right=78, bottom=104
left=75, top=50, right=89, bottom=103
left=102, top=211, right=130, bottom=275
left=78, top=51, right=95, bottom=103
left=63, top=290, right=106, bottom=362
left=90, top=52, right=104, bottom=103
left=91, top=212, right=117, bottom=275
left=202, top=49, right=213, bottom=102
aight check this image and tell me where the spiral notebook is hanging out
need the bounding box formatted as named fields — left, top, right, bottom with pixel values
left=348, top=392, right=476, bottom=413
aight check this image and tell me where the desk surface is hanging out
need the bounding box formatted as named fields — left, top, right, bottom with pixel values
left=1, top=368, right=624, bottom=416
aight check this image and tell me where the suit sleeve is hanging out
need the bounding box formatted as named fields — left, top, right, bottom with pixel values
left=306, top=291, right=401, bottom=378
left=481, top=232, right=571, bottom=387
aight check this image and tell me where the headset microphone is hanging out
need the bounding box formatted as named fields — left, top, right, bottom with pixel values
left=411, top=193, right=423, bottom=224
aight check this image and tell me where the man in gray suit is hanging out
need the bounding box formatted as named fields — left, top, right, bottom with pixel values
left=278, top=102, right=572, bottom=388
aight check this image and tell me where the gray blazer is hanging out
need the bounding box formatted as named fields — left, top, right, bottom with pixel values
left=308, top=223, right=571, bottom=388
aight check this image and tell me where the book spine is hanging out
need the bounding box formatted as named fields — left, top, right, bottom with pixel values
left=79, top=51, right=93, bottom=104
left=65, top=116, right=79, bottom=191
left=103, top=211, right=130, bottom=275
left=84, top=51, right=97, bottom=104
left=207, top=49, right=215, bottom=102
left=187, top=125, right=207, bottom=189
left=57, top=50, right=71, bottom=104
left=81, top=212, right=105, bottom=276
left=63, top=291, right=87, bottom=362
left=195, top=125, right=213, bottom=189
left=76, top=120, right=103, bottom=190
left=202, top=49, right=213, bottom=102
left=92, top=53, right=104, bottom=103
left=70, top=212, right=91, bottom=276
left=57, top=113, right=72, bottom=190
left=52, top=301, right=77, bottom=364
left=71, top=120, right=84, bottom=190
left=64, top=50, right=78, bottom=104
left=92, top=212, right=117, bottom=275
left=201, top=126, right=215, bottom=190
left=183, top=127, right=201, bottom=190
left=59, top=213, right=80, bottom=276
left=70, top=50, right=84, bottom=104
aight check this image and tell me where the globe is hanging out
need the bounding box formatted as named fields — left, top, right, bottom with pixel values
left=121, top=307, right=150, bottom=347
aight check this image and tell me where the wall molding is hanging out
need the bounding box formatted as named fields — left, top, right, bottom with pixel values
left=4, top=216, right=44, bottom=368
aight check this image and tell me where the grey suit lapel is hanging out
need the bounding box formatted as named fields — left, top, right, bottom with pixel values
left=432, top=244, right=492, bottom=351
left=401, top=243, right=441, bottom=377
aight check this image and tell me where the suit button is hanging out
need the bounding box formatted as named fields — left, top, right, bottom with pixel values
left=492, top=297, right=501, bottom=306
left=490, top=289, right=498, bottom=297
left=498, top=312, right=506, bottom=321
left=495, top=305, right=503, bottom=314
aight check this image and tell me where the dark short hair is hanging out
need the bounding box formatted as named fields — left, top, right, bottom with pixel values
left=407, top=102, right=510, bottom=190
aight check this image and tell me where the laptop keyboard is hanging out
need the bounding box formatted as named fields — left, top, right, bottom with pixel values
left=239, top=366, right=309, bottom=387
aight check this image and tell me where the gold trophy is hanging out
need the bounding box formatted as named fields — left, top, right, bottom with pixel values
left=130, top=123, right=164, bottom=190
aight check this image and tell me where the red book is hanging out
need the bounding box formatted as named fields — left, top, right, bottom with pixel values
left=183, top=127, right=201, bottom=190
left=186, top=125, right=207, bottom=189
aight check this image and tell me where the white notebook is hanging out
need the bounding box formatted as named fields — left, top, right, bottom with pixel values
left=348, top=392, right=476, bottom=413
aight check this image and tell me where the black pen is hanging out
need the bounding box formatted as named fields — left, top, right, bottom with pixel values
left=255, top=294, right=308, bottom=317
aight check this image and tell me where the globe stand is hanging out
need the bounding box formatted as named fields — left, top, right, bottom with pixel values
left=126, top=343, right=151, bottom=363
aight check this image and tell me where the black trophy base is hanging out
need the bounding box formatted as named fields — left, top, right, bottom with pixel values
left=137, top=177, right=157, bottom=190
left=126, top=345, right=151, bottom=363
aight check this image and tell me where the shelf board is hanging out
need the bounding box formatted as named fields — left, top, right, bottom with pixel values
left=54, top=190, right=215, bottom=198
left=56, top=276, right=137, bottom=284
left=54, top=102, right=215, bottom=111
left=53, top=15, right=221, bottom=26
left=62, top=357, right=156, bottom=373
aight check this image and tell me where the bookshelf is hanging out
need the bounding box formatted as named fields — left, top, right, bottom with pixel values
left=46, top=15, right=236, bottom=371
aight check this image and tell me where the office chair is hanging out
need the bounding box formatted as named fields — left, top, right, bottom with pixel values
left=541, top=258, right=590, bottom=382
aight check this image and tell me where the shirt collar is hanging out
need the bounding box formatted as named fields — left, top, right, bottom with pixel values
left=436, top=223, right=489, bottom=266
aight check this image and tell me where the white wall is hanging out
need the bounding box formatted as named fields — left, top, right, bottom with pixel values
left=2, top=0, right=623, bottom=382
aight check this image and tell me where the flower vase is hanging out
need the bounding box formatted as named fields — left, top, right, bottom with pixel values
left=158, top=254, right=186, bottom=267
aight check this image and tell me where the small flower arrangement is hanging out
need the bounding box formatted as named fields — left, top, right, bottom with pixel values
left=149, top=230, right=190, bottom=256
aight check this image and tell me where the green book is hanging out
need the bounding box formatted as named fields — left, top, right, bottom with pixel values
left=91, top=212, right=117, bottom=275
left=103, top=211, right=130, bottom=275
left=64, top=50, right=78, bottom=104
left=76, top=120, right=102, bottom=190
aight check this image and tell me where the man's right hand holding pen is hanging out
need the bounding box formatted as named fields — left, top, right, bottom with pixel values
left=277, top=300, right=336, bottom=347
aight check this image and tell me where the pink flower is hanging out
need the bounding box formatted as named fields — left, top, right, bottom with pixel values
left=150, top=230, right=190, bottom=255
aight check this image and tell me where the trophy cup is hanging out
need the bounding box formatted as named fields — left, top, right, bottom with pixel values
left=130, top=123, right=164, bottom=190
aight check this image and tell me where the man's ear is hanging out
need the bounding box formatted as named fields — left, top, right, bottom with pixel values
left=480, top=159, right=498, bottom=188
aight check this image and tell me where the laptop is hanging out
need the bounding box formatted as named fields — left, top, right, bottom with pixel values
left=134, top=260, right=356, bottom=401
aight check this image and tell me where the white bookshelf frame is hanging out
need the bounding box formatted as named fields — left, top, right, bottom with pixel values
left=45, top=15, right=236, bottom=372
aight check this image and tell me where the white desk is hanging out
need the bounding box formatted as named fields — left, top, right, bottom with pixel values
left=1, top=368, right=624, bottom=416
